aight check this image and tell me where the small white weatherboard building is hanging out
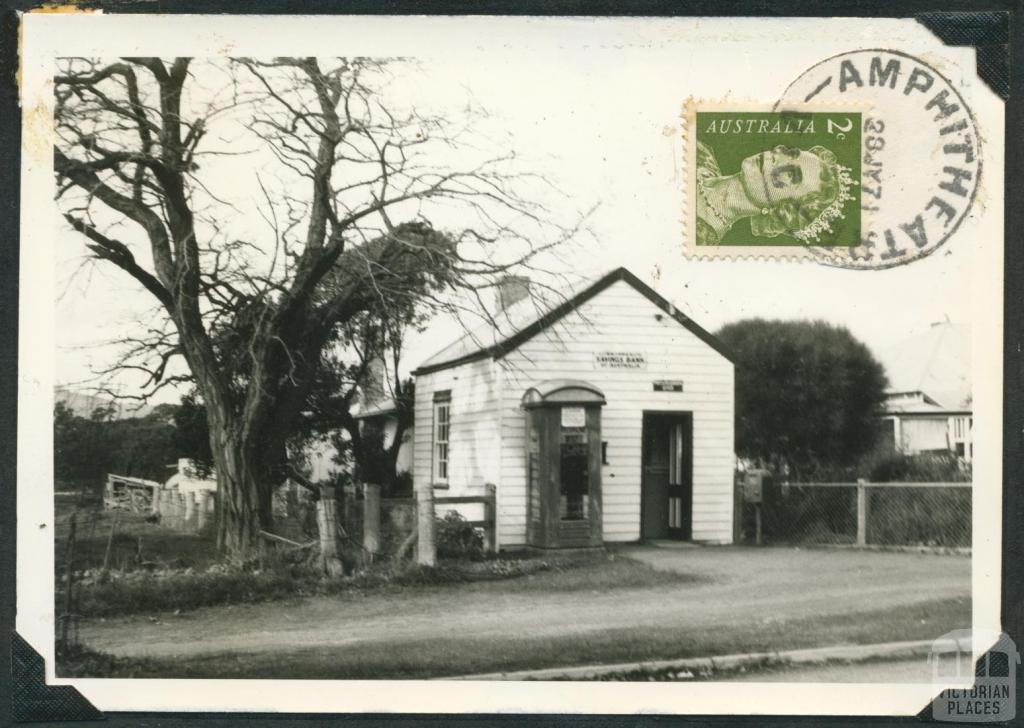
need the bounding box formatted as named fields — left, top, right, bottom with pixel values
left=165, top=458, right=218, bottom=497
left=412, top=267, right=735, bottom=550
left=877, top=321, right=973, bottom=462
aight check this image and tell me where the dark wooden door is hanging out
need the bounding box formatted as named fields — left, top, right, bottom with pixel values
left=642, top=413, right=693, bottom=540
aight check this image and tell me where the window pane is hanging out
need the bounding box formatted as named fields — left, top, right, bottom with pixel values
left=434, top=402, right=451, bottom=482
left=560, top=425, right=588, bottom=520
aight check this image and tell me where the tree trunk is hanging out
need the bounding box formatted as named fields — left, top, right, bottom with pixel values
left=211, top=434, right=276, bottom=558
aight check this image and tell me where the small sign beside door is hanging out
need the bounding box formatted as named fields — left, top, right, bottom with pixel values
left=653, top=380, right=684, bottom=392
left=560, top=406, right=586, bottom=428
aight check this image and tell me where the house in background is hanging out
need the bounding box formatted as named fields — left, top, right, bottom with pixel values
left=164, top=458, right=217, bottom=496
left=411, top=267, right=735, bottom=551
left=877, top=321, right=972, bottom=461
left=349, top=358, right=414, bottom=479
left=303, top=359, right=414, bottom=485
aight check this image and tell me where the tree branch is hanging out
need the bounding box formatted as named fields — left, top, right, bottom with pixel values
left=63, top=213, right=174, bottom=310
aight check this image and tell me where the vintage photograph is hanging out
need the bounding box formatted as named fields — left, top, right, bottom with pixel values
left=16, top=13, right=1007, bottom=717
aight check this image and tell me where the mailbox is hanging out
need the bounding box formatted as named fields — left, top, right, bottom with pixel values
left=522, top=380, right=605, bottom=549
left=742, top=469, right=768, bottom=504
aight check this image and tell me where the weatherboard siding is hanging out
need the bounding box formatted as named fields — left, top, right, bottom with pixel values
left=413, top=358, right=501, bottom=522
left=496, top=279, right=735, bottom=547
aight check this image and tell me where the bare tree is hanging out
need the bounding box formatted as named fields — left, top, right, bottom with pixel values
left=55, top=57, right=576, bottom=557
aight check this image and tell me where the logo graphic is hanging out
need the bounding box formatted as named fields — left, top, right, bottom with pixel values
left=930, top=629, right=1018, bottom=722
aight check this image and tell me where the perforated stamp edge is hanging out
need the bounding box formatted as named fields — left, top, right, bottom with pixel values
left=680, top=97, right=873, bottom=264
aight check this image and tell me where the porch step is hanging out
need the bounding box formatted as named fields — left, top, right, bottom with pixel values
left=647, top=540, right=701, bottom=549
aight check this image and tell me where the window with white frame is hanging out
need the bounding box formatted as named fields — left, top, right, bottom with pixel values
left=949, top=415, right=972, bottom=462
left=432, top=391, right=452, bottom=484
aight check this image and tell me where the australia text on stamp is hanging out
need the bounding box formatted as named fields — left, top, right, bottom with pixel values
left=685, top=106, right=863, bottom=255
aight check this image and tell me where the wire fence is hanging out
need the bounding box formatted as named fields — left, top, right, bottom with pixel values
left=743, top=480, right=971, bottom=549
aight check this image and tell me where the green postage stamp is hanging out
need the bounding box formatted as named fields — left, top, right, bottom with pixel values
left=687, top=107, right=862, bottom=254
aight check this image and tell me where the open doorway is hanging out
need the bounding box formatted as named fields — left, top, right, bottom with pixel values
left=641, top=412, right=693, bottom=540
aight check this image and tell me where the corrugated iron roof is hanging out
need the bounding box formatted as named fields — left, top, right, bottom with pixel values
left=878, top=322, right=971, bottom=410
left=413, top=267, right=732, bottom=375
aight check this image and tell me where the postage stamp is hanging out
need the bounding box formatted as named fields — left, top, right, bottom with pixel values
left=685, top=50, right=983, bottom=266
left=687, top=108, right=863, bottom=250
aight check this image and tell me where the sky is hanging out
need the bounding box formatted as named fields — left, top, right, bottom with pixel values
left=53, top=37, right=977, bottom=403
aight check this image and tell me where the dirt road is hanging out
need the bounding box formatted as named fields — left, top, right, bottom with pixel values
left=78, top=546, right=969, bottom=678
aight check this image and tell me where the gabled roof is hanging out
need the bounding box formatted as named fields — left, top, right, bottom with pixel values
left=885, top=390, right=942, bottom=407
left=413, top=267, right=732, bottom=376
left=882, top=391, right=970, bottom=416
left=878, top=322, right=971, bottom=410
left=352, top=397, right=398, bottom=420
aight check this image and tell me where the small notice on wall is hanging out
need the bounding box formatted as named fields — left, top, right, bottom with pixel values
left=653, top=380, right=684, bottom=392
left=561, top=406, right=586, bottom=427
left=594, top=351, right=647, bottom=369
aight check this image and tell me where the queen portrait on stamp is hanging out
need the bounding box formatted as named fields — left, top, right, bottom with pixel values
left=694, top=141, right=856, bottom=246
left=688, top=109, right=862, bottom=250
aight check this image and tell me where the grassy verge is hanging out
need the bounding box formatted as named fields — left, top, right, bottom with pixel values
left=55, top=503, right=221, bottom=573
left=63, top=549, right=699, bottom=618
left=58, top=596, right=967, bottom=679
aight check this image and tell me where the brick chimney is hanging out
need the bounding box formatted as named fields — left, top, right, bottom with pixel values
left=364, top=356, right=387, bottom=405
left=496, top=275, right=531, bottom=311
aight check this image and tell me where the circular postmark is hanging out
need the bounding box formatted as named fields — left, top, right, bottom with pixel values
left=777, top=49, right=981, bottom=269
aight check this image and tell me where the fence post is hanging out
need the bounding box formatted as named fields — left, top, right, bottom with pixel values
left=363, top=483, right=381, bottom=556
left=754, top=502, right=763, bottom=546
left=184, top=491, right=196, bottom=530
left=316, top=485, right=345, bottom=577
left=416, top=486, right=436, bottom=566
left=161, top=490, right=171, bottom=524
left=101, top=508, right=119, bottom=572
left=483, top=483, right=497, bottom=554
left=174, top=491, right=186, bottom=529
left=856, top=478, right=869, bottom=547
left=733, top=478, right=743, bottom=544
left=60, top=513, right=77, bottom=649
left=196, top=491, right=211, bottom=531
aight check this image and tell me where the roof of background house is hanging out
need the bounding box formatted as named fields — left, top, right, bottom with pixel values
left=878, top=322, right=971, bottom=411
left=413, top=267, right=732, bottom=376
left=352, top=397, right=398, bottom=420
left=882, top=390, right=969, bottom=415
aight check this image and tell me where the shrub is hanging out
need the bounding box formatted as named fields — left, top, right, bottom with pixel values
left=758, top=450, right=971, bottom=547
left=866, top=487, right=971, bottom=546
left=391, top=470, right=414, bottom=498
left=62, top=551, right=559, bottom=618
left=867, top=451, right=970, bottom=482
left=435, top=511, right=485, bottom=561
left=776, top=445, right=971, bottom=484
left=70, top=566, right=316, bottom=617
